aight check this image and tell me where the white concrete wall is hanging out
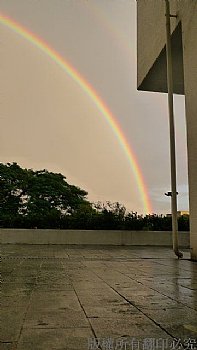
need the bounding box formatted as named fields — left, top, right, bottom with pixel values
left=137, top=0, right=177, bottom=88
left=137, top=0, right=197, bottom=260
left=0, top=229, right=189, bottom=247
left=181, top=2, right=197, bottom=260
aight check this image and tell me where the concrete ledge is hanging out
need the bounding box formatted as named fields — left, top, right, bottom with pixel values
left=0, top=229, right=190, bottom=247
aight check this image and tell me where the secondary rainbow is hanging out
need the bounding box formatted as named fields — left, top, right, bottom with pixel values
left=0, top=12, right=152, bottom=214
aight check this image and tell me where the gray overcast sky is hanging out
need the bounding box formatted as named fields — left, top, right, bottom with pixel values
left=0, top=0, right=188, bottom=214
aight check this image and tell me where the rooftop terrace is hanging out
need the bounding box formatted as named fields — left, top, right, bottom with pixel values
left=1, top=244, right=197, bottom=350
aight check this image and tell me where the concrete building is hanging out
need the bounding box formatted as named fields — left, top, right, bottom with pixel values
left=177, top=210, right=189, bottom=217
left=166, top=210, right=189, bottom=218
left=137, top=0, right=197, bottom=260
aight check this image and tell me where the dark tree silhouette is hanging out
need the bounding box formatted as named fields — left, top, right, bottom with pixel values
left=0, top=163, right=189, bottom=231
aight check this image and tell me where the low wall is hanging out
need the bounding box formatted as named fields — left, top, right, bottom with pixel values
left=0, top=229, right=190, bottom=247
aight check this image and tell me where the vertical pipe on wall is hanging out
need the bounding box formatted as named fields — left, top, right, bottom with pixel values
left=165, top=0, right=183, bottom=258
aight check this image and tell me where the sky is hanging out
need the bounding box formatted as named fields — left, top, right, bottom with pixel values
left=0, top=0, right=189, bottom=214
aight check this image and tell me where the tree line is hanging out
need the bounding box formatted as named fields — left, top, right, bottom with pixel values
left=0, top=163, right=189, bottom=231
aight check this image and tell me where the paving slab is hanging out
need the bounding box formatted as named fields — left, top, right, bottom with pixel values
left=17, top=328, right=94, bottom=350
left=23, top=309, right=90, bottom=329
left=34, top=283, right=74, bottom=291
left=0, top=343, right=16, bottom=350
left=84, top=303, right=140, bottom=318
left=89, top=317, right=170, bottom=338
left=1, top=283, right=34, bottom=296
left=142, top=307, right=197, bottom=337
left=0, top=307, right=27, bottom=342
left=1, top=244, right=197, bottom=349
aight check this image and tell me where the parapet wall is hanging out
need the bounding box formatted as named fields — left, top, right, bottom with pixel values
left=0, top=229, right=190, bottom=247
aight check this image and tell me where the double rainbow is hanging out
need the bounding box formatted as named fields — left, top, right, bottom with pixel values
left=0, top=12, right=152, bottom=214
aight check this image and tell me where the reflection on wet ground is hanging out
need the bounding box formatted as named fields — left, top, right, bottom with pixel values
left=1, top=245, right=197, bottom=349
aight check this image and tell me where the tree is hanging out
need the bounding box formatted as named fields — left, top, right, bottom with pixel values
left=0, top=163, right=189, bottom=230
left=0, top=163, right=90, bottom=228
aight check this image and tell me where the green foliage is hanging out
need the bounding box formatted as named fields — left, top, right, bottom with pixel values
left=0, top=162, right=189, bottom=231
left=178, top=214, right=190, bottom=231
left=0, top=162, right=89, bottom=228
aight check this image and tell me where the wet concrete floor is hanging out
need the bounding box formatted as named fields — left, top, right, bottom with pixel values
left=1, top=245, right=197, bottom=350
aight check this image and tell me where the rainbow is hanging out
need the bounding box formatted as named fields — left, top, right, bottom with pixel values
left=0, top=12, right=152, bottom=214
left=86, top=1, right=133, bottom=61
